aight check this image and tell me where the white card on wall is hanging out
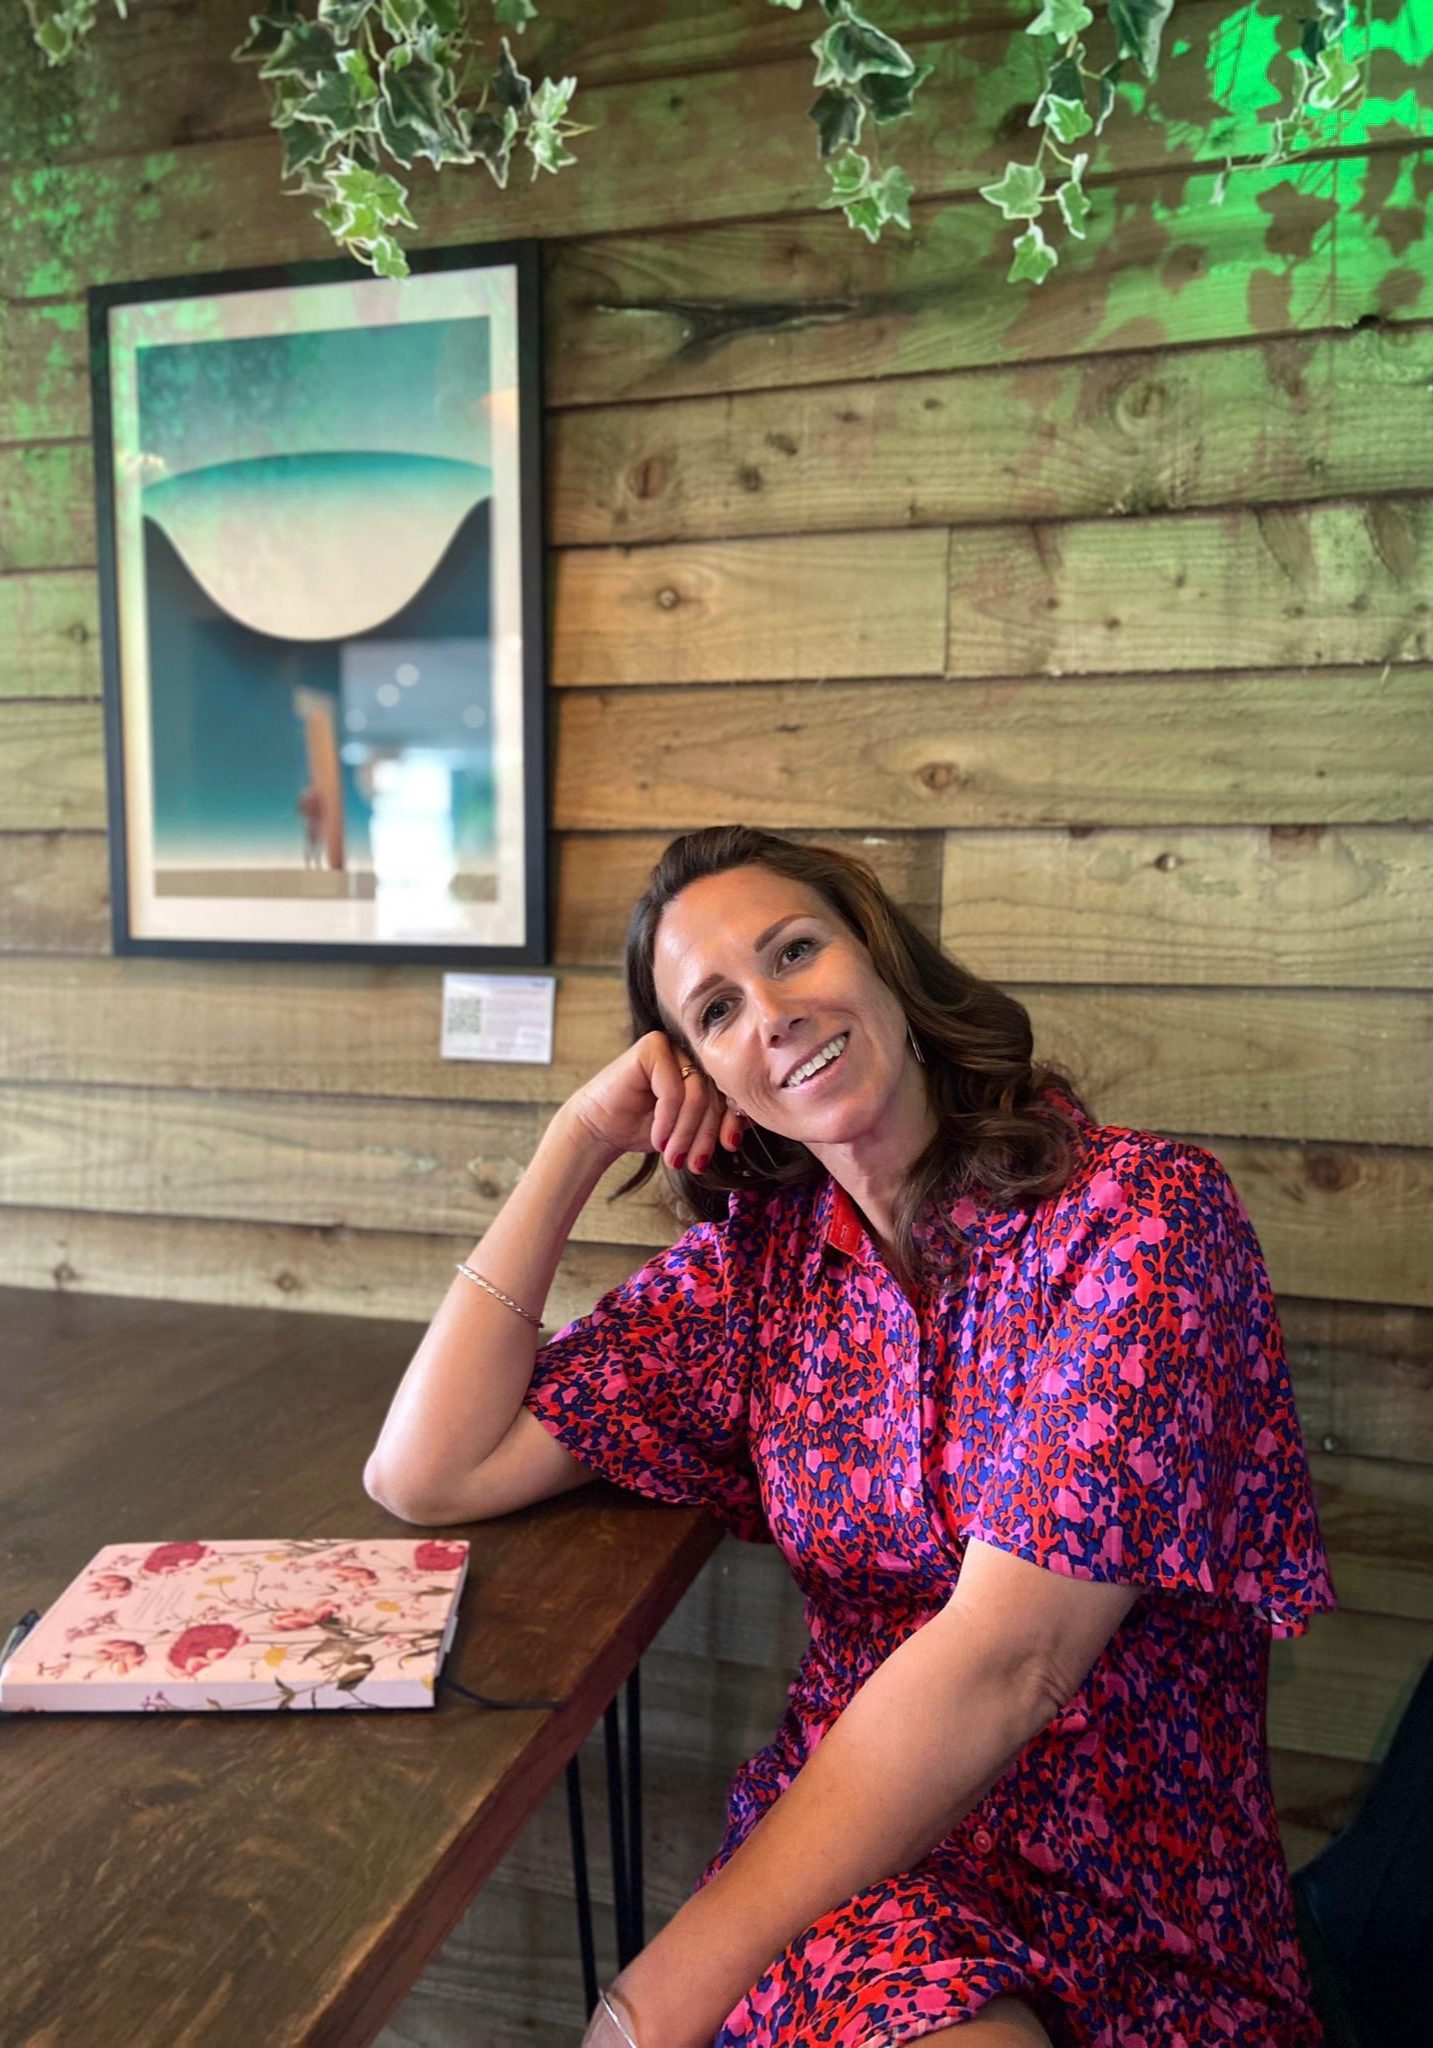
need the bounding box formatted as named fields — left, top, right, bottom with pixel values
left=441, top=974, right=556, bottom=1064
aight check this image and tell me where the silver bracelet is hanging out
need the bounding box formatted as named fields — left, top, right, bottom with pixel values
left=599, top=1989, right=640, bottom=2048
left=454, top=1261, right=544, bottom=1330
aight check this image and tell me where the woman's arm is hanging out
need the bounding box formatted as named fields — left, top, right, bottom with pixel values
left=363, top=1102, right=621, bottom=1523
left=364, top=1031, right=737, bottom=1526
left=606, top=1541, right=1138, bottom=2048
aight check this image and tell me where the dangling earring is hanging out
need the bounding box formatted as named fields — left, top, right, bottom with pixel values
left=907, top=1020, right=926, bottom=1066
left=734, top=1114, right=785, bottom=1175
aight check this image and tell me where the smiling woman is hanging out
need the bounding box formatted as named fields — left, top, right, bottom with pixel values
left=615, top=825, right=1088, bottom=1299
left=365, top=825, right=1337, bottom=2048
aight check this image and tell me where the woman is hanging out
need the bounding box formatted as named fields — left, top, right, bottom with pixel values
left=364, top=826, right=1338, bottom=2048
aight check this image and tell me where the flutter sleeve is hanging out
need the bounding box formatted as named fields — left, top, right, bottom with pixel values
left=961, top=1138, right=1338, bottom=1637
left=522, top=1198, right=770, bottom=1544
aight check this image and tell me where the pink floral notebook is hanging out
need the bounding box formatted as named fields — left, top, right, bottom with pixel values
left=0, top=1538, right=470, bottom=1713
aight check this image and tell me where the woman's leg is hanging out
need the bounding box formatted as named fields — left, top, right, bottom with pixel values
left=915, top=1993, right=1055, bottom=2044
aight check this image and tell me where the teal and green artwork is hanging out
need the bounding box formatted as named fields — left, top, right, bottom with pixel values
left=92, top=244, right=548, bottom=964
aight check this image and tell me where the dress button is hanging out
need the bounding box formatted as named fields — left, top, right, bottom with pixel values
left=972, top=1827, right=994, bottom=1853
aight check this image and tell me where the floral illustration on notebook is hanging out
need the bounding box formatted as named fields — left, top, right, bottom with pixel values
left=0, top=1538, right=469, bottom=1713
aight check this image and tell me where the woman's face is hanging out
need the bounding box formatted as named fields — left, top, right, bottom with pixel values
left=651, top=864, right=919, bottom=1147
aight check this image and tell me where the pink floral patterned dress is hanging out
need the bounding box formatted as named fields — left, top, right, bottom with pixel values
left=524, top=1087, right=1337, bottom=2046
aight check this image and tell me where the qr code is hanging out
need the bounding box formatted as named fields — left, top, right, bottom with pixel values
left=445, top=995, right=486, bottom=1037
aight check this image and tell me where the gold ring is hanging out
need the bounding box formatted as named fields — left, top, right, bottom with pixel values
left=679, top=1064, right=697, bottom=1079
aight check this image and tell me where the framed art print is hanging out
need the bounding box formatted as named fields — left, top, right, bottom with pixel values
left=89, top=239, right=548, bottom=964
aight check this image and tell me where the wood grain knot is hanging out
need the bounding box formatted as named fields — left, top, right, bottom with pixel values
left=656, top=586, right=681, bottom=610
left=1304, top=1151, right=1355, bottom=1194
left=1116, top=379, right=1168, bottom=425
left=917, top=762, right=962, bottom=792
left=628, top=455, right=668, bottom=501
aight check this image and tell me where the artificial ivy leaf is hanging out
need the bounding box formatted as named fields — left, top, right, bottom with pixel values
left=809, top=85, right=865, bottom=156
left=327, top=157, right=417, bottom=227
left=34, top=14, right=73, bottom=59
left=1211, top=158, right=1233, bottom=206
left=1298, top=17, right=1327, bottom=64
left=337, top=45, right=376, bottom=92
left=379, top=0, right=423, bottom=39
left=266, top=72, right=311, bottom=127
left=873, top=162, right=913, bottom=229
left=824, top=148, right=872, bottom=201
left=260, top=17, right=340, bottom=86
left=843, top=192, right=886, bottom=242
left=490, top=34, right=532, bottom=112
left=1317, top=0, right=1349, bottom=36
left=769, top=0, right=805, bottom=10
left=1047, top=54, right=1084, bottom=102
left=367, top=232, right=410, bottom=277
left=424, top=0, right=465, bottom=30
left=1008, top=222, right=1058, bottom=284
left=528, top=123, right=578, bottom=176
left=281, top=115, right=331, bottom=177
left=1107, top=0, right=1173, bottom=80
left=372, top=98, right=421, bottom=164
left=977, top=158, right=1046, bottom=220
left=334, top=194, right=385, bottom=237
left=1042, top=93, right=1093, bottom=143
left=1094, top=56, right=1125, bottom=135
left=1055, top=167, right=1091, bottom=237
left=379, top=45, right=469, bottom=166
left=862, top=56, right=933, bottom=124
left=466, top=106, right=514, bottom=186
left=234, top=2, right=301, bottom=64
left=1025, top=0, right=1093, bottom=40
left=315, top=0, right=374, bottom=43
left=529, top=73, right=577, bottom=125
left=39, top=0, right=95, bottom=34
left=811, top=15, right=915, bottom=90
left=291, top=158, right=336, bottom=196
left=494, top=0, right=537, bottom=22
left=1308, top=45, right=1360, bottom=109
left=296, top=65, right=375, bottom=132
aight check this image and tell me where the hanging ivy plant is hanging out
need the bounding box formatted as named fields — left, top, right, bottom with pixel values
left=21, top=0, right=1403, bottom=286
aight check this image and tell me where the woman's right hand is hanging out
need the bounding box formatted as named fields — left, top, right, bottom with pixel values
left=568, top=1030, right=742, bottom=1173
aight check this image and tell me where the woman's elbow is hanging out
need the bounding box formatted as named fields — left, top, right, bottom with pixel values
left=363, top=1454, right=463, bottom=1527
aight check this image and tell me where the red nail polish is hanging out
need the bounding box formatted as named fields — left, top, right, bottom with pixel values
left=672, top=1153, right=686, bottom=1170
left=692, top=1155, right=709, bottom=1173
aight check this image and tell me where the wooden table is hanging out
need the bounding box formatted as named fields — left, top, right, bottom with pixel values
left=0, top=1286, right=723, bottom=2047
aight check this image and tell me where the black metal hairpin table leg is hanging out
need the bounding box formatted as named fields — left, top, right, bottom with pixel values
left=567, top=1663, right=647, bottom=2010
left=566, top=1752, right=599, bottom=2016
left=625, top=1664, right=644, bottom=1952
left=604, top=1695, right=633, bottom=1965
left=606, top=1665, right=646, bottom=1965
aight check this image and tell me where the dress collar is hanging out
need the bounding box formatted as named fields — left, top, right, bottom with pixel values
left=816, top=1083, right=1093, bottom=1264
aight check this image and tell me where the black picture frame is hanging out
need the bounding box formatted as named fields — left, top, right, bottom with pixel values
left=89, top=238, right=550, bottom=966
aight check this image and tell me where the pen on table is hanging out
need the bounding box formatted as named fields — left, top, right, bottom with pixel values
left=1, top=1610, right=40, bottom=1670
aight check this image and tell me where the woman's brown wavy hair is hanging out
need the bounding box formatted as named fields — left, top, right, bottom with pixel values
left=612, top=825, right=1091, bottom=1294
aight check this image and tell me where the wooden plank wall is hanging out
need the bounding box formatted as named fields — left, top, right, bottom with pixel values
left=3, top=1, right=1431, bottom=2039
